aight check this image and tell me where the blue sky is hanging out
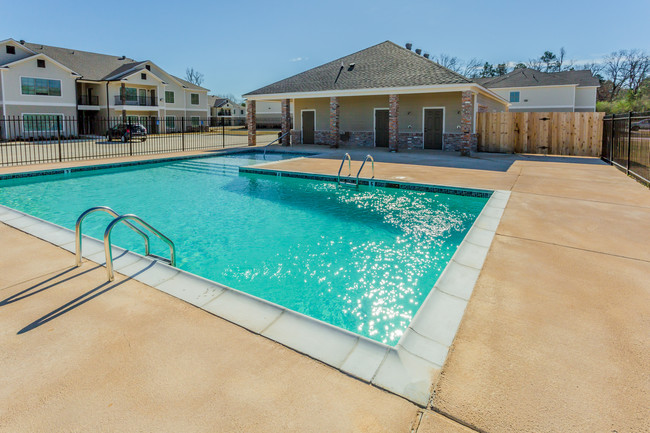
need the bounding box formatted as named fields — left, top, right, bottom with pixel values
left=3, top=0, right=649, bottom=99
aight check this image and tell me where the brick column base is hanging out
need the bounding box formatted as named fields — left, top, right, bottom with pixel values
left=460, top=91, right=474, bottom=156
left=247, top=100, right=256, bottom=146
left=389, top=94, right=399, bottom=152
left=329, top=97, right=340, bottom=148
left=281, top=99, right=291, bottom=146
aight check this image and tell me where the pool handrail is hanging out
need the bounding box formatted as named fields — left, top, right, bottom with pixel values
left=75, top=206, right=150, bottom=266
left=104, top=214, right=176, bottom=281
left=263, top=131, right=291, bottom=158
left=337, top=153, right=352, bottom=184
left=355, top=154, right=375, bottom=186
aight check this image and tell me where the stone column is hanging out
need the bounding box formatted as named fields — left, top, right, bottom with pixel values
left=388, top=94, right=399, bottom=151
left=120, top=82, right=127, bottom=123
left=246, top=100, right=256, bottom=146
left=329, top=97, right=340, bottom=148
left=281, top=99, right=291, bottom=146
left=460, top=91, right=474, bottom=156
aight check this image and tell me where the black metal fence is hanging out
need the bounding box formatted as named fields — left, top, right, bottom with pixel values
left=0, top=116, right=282, bottom=167
left=602, top=111, right=650, bottom=186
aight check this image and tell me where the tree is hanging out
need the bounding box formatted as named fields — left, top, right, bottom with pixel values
left=623, top=49, right=650, bottom=94
left=494, top=63, right=509, bottom=76
left=479, top=62, right=495, bottom=78
left=185, top=67, right=204, bottom=86
left=514, top=63, right=528, bottom=70
left=461, top=58, right=484, bottom=78
left=540, top=51, right=558, bottom=72
left=432, top=54, right=461, bottom=73
left=604, top=50, right=628, bottom=101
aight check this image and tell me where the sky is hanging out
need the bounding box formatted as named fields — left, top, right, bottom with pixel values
left=3, top=0, right=649, bottom=99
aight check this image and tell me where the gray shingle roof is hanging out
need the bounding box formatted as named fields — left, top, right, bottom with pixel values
left=20, top=41, right=208, bottom=90
left=476, top=68, right=599, bottom=88
left=244, top=41, right=471, bottom=96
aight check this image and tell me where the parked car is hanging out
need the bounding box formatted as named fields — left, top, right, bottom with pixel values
left=106, top=123, right=147, bottom=142
left=631, top=119, right=650, bottom=131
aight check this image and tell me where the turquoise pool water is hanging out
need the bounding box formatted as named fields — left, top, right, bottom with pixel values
left=0, top=152, right=488, bottom=345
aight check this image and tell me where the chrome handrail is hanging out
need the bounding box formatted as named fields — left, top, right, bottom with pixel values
left=337, top=153, right=352, bottom=184
left=75, top=206, right=150, bottom=266
left=104, top=214, right=176, bottom=281
left=263, top=131, right=291, bottom=158
left=355, top=154, right=375, bottom=185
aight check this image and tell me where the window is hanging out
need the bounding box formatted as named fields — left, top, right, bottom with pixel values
left=141, top=73, right=147, bottom=80
left=509, top=91, right=520, bottom=103
left=37, top=59, right=46, bottom=68
left=21, top=77, right=61, bottom=96
left=166, top=116, right=175, bottom=130
left=190, top=93, right=199, bottom=105
left=22, top=114, right=63, bottom=132
left=126, top=115, right=139, bottom=124
left=145, top=65, right=151, bottom=71
left=165, top=91, right=174, bottom=103
left=191, top=116, right=200, bottom=127
left=125, top=87, right=137, bottom=102
left=240, top=109, right=244, bottom=115
left=6, top=45, right=15, bottom=54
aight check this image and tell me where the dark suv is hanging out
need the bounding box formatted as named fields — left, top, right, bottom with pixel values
left=106, top=123, right=147, bottom=142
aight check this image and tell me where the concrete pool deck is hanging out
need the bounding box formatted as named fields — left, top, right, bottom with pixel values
left=1, top=146, right=649, bottom=432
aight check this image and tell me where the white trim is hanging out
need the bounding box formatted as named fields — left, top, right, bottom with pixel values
left=1, top=53, right=80, bottom=76
left=508, top=104, right=575, bottom=109
left=422, top=106, right=445, bottom=150
left=300, top=109, right=315, bottom=144
left=3, top=101, right=76, bottom=107
left=119, top=69, right=167, bottom=85
left=574, top=105, right=597, bottom=110
left=488, top=84, right=579, bottom=90
left=373, top=107, right=389, bottom=147
left=246, top=83, right=508, bottom=105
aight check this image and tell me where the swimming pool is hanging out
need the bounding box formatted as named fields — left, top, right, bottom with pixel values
left=0, top=151, right=488, bottom=346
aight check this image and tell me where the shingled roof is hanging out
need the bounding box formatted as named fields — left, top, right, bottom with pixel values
left=476, top=68, right=600, bottom=88
left=21, top=41, right=208, bottom=90
left=244, top=41, right=472, bottom=96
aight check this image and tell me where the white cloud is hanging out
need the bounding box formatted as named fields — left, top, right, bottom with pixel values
left=290, top=57, right=307, bottom=62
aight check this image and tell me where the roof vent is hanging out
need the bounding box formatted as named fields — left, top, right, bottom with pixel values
left=119, top=55, right=126, bottom=60
left=415, top=48, right=422, bottom=55
left=19, top=40, right=25, bottom=45
left=423, top=53, right=430, bottom=59
left=405, top=42, right=412, bottom=50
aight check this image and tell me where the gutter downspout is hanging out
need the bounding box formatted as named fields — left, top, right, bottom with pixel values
left=0, top=68, right=6, bottom=140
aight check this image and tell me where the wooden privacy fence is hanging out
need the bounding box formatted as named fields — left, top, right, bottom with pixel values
left=477, top=112, right=605, bottom=156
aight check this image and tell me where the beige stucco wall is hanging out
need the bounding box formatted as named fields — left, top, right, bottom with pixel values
left=0, top=42, right=33, bottom=66
left=477, top=93, right=507, bottom=112
left=575, top=87, right=597, bottom=111
left=0, top=56, right=77, bottom=107
left=490, top=86, right=576, bottom=111
left=293, top=92, right=467, bottom=133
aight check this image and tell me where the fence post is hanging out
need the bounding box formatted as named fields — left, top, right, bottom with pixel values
left=181, top=117, right=185, bottom=151
left=610, top=113, right=615, bottom=164
left=222, top=117, right=225, bottom=148
left=626, top=112, right=632, bottom=174
left=57, top=117, right=62, bottom=162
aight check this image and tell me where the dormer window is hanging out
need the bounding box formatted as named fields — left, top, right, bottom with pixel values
left=6, top=45, right=15, bottom=55
left=37, top=59, right=46, bottom=68
left=141, top=73, right=147, bottom=80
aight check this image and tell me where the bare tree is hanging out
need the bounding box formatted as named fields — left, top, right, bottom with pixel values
left=527, top=58, right=543, bottom=70
left=185, top=67, right=204, bottom=86
left=580, top=62, right=604, bottom=78
left=462, top=58, right=484, bottom=78
left=623, top=50, right=650, bottom=94
left=604, top=50, right=628, bottom=100
left=432, top=54, right=462, bottom=73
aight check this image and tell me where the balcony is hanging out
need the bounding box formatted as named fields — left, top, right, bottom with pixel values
left=78, top=95, right=99, bottom=106
left=114, top=96, right=158, bottom=107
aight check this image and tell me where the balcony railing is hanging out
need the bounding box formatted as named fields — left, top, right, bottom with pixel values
left=78, top=95, right=99, bottom=106
left=114, top=96, right=158, bottom=107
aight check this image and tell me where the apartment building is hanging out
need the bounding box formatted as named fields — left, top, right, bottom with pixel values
left=0, top=38, right=209, bottom=138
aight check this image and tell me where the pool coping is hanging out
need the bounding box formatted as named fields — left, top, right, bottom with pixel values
left=0, top=155, right=510, bottom=407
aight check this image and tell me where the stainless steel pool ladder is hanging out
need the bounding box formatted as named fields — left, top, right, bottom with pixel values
left=337, top=153, right=353, bottom=185
left=263, top=131, right=291, bottom=158
left=337, top=153, right=374, bottom=187
left=75, top=206, right=176, bottom=281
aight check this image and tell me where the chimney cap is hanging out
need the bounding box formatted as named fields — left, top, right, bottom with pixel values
left=415, top=48, right=422, bottom=55
left=19, top=39, right=25, bottom=45
left=405, top=42, right=412, bottom=50
left=423, top=53, right=430, bottom=59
